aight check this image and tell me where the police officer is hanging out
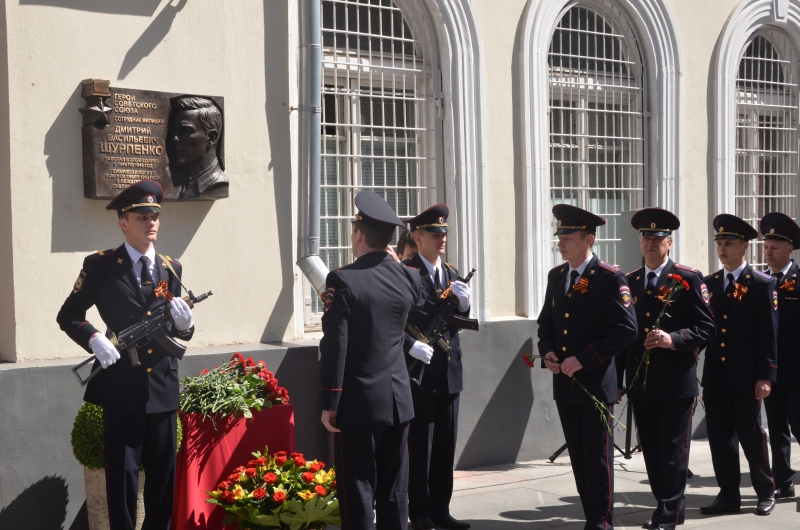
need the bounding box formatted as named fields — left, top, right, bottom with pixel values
left=700, top=213, right=777, bottom=516
left=57, top=180, right=195, bottom=530
left=403, top=204, right=472, bottom=530
left=760, top=212, right=800, bottom=500
left=619, top=208, right=715, bottom=530
left=319, top=190, right=430, bottom=530
left=537, top=205, right=637, bottom=530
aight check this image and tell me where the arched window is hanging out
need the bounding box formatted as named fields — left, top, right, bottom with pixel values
left=548, top=2, right=645, bottom=267
left=735, top=29, right=799, bottom=268
left=310, top=0, right=438, bottom=317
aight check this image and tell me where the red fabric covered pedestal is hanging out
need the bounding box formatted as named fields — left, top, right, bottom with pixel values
left=171, top=404, right=296, bottom=530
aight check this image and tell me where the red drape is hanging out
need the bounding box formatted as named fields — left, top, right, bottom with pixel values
left=171, top=404, right=296, bottom=530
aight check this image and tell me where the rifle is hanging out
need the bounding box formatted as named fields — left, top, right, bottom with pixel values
left=407, top=268, right=479, bottom=385
left=71, top=281, right=213, bottom=386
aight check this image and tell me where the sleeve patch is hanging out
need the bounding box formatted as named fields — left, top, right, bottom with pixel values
left=73, top=270, right=86, bottom=293
left=321, top=287, right=336, bottom=311
left=701, top=284, right=710, bottom=304
left=773, top=291, right=779, bottom=311
left=619, top=286, right=632, bottom=307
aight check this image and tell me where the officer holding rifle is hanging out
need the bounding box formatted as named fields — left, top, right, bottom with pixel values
left=57, top=180, right=194, bottom=530
left=403, top=205, right=473, bottom=530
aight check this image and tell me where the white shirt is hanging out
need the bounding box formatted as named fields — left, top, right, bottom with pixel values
left=565, top=254, right=593, bottom=294
left=124, top=242, right=160, bottom=289
left=418, top=253, right=446, bottom=290
left=723, top=261, right=747, bottom=291
left=644, top=258, right=669, bottom=289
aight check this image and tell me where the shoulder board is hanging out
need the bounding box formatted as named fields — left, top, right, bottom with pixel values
left=599, top=261, right=620, bottom=273
left=674, top=263, right=698, bottom=273
left=405, top=265, right=421, bottom=271
left=550, top=263, right=566, bottom=271
left=752, top=269, right=771, bottom=280
left=89, top=248, right=116, bottom=259
left=704, top=272, right=718, bottom=281
left=335, top=263, right=355, bottom=272
left=444, top=262, right=459, bottom=274
left=166, top=255, right=180, bottom=265
left=626, top=267, right=642, bottom=277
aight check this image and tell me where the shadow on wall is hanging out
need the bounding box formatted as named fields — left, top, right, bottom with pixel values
left=457, top=339, right=535, bottom=469
left=0, top=475, right=69, bottom=529
left=260, top=0, right=295, bottom=342
left=118, top=0, right=189, bottom=80
left=19, top=0, right=161, bottom=16
left=47, top=83, right=212, bottom=257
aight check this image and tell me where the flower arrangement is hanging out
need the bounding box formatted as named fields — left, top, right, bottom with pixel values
left=628, top=273, right=690, bottom=391
left=179, top=353, right=289, bottom=425
left=71, top=402, right=183, bottom=469
left=522, top=353, right=625, bottom=433
left=207, top=447, right=340, bottom=530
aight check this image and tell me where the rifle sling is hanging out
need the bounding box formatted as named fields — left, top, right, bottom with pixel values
left=157, top=254, right=189, bottom=294
left=406, top=323, right=429, bottom=344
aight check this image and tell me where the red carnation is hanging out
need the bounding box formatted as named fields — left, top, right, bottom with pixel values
left=308, top=462, right=322, bottom=473
left=245, top=468, right=257, bottom=478
left=274, top=451, right=287, bottom=457
left=291, top=452, right=304, bottom=458
left=255, top=457, right=267, bottom=467
left=218, top=480, right=231, bottom=490
left=521, top=353, right=534, bottom=368
left=301, top=472, right=315, bottom=483
left=332, top=480, right=337, bottom=490
left=266, top=379, right=279, bottom=392
left=234, top=466, right=246, bottom=473
left=201, top=369, right=209, bottom=375
left=272, top=490, right=286, bottom=503
left=231, top=353, right=245, bottom=364
left=253, top=487, right=267, bottom=500
left=246, top=356, right=256, bottom=367
left=294, top=456, right=307, bottom=467
left=247, top=459, right=257, bottom=466
left=228, top=473, right=240, bottom=483
left=280, top=388, right=290, bottom=403
left=275, top=456, right=287, bottom=466
left=682, top=280, right=690, bottom=291
left=221, top=490, right=236, bottom=503
left=315, top=485, right=327, bottom=496
left=264, top=472, right=278, bottom=485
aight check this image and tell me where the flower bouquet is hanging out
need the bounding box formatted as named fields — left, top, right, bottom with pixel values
left=207, top=447, right=340, bottom=530
left=180, top=353, right=289, bottom=425
left=628, top=273, right=690, bottom=391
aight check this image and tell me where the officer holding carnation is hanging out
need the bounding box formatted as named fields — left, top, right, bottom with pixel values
left=618, top=208, right=715, bottom=530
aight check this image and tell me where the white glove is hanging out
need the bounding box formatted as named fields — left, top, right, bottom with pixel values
left=89, top=334, right=120, bottom=369
left=170, top=298, right=194, bottom=331
left=450, top=280, right=471, bottom=312
left=409, top=341, right=434, bottom=364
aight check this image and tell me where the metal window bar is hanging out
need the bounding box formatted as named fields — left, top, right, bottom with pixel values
left=548, top=3, right=645, bottom=268
left=310, top=0, right=436, bottom=320
left=735, top=30, right=800, bottom=270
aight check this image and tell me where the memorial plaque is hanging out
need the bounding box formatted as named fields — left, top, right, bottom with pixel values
left=80, top=79, right=227, bottom=201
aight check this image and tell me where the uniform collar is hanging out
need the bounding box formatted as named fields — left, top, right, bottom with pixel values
left=769, top=260, right=793, bottom=277
left=418, top=253, right=444, bottom=278
left=124, top=241, right=156, bottom=265
left=723, top=261, right=747, bottom=282
left=568, top=254, right=593, bottom=277
left=644, top=257, right=669, bottom=279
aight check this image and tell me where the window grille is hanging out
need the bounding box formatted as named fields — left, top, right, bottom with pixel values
left=548, top=3, right=645, bottom=267
left=310, top=0, right=436, bottom=321
left=735, top=30, right=799, bottom=269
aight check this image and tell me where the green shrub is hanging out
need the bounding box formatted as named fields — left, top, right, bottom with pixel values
left=70, top=403, right=184, bottom=469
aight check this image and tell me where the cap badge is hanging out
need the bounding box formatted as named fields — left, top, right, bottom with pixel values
left=438, top=217, right=444, bottom=223
left=719, top=226, right=724, bottom=232
left=650, top=222, right=656, bottom=229
left=770, top=228, right=775, bottom=233
left=147, top=196, right=154, bottom=203
left=558, top=220, right=562, bottom=227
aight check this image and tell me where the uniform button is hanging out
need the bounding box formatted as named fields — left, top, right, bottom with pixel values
left=565, top=313, right=569, bottom=318
left=147, top=368, right=153, bottom=373
left=645, top=312, right=650, bottom=317
left=723, top=315, right=727, bottom=319
left=562, top=347, right=567, bottom=352
left=721, top=329, right=726, bottom=333
left=563, top=330, right=568, bottom=335
left=447, top=356, right=451, bottom=361
left=721, top=343, right=725, bottom=348
left=446, top=340, right=450, bottom=345
left=721, top=357, right=726, bottom=362
left=147, top=311, right=152, bottom=316
left=147, top=349, right=153, bottom=354
left=644, top=328, right=649, bottom=333
left=442, top=326, right=447, bottom=331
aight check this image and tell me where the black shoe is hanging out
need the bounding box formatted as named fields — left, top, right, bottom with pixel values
left=430, top=513, right=471, bottom=530
left=757, top=496, right=776, bottom=515
left=411, top=517, right=436, bottom=530
left=775, top=485, right=795, bottom=499
left=699, top=499, right=740, bottom=514
left=642, top=516, right=684, bottom=528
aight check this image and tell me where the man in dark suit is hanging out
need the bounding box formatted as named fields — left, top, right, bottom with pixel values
left=319, top=190, right=429, bottom=530
left=57, top=180, right=195, bottom=530
left=700, top=213, right=777, bottom=516
left=537, top=204, right=637, bottom=530
left=403, top=204, right=472, bottom=530
left=619, top=208, right=715, bottom=530
left=760, top=212, right=800, bottom=500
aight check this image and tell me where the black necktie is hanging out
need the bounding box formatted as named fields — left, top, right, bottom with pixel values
left=434, top=267, right=442, bottom=291
left=646, top=271, right=657, bottom=292
left=140, top=256, right=154, bottom=300
left=725, top=273, right=735, bottom=296
left=773, top=271, right=784, bottom=285
left=569, top=270, right=579, bottom=294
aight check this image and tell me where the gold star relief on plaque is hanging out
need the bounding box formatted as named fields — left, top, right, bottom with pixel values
left=117, top=258, right=123, bottom=264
